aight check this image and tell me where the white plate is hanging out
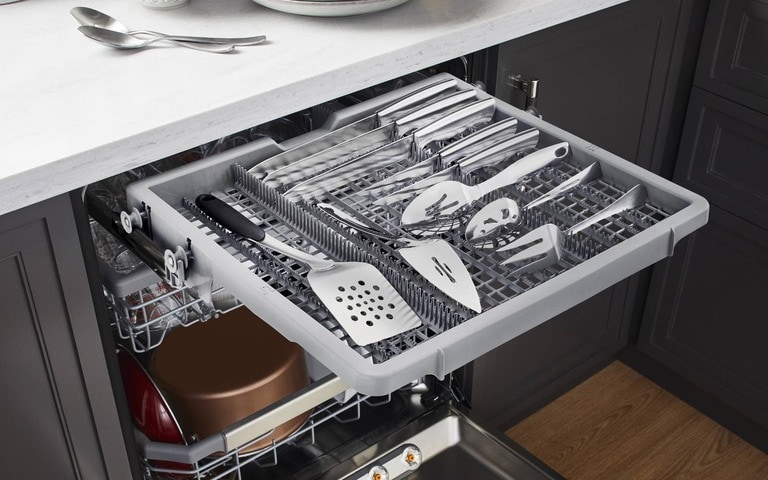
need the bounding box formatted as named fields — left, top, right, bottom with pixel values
left=252, top=0, right=411, bottom=17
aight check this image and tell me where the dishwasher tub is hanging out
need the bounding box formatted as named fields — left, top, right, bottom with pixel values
left=126, top=73, right=708, bottom=397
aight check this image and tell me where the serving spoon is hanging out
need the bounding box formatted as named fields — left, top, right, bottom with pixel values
left=78, top=26, right=236, bottom=53
left=70, top=7, right=267, bottom=46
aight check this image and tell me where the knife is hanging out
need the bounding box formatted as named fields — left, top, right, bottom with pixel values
left=359, top=116, right=521, bottom=199
left=248, top=77, right=459, bottom=179
left=261, top=89, right=479, bottom=189
left=374, top=128, right=540, bottom=206
left=283, top=98, right=497, bottom=201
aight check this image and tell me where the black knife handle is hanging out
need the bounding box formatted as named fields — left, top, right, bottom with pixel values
left=195, top=194, right=266, bottom=242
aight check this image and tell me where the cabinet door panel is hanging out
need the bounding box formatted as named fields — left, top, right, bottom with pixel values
left=0, top=220, right=81, bottom=479
left=494, top=0, right=684, bottom=173
left=0, top=195, right=134, bottom=480
left=696, top=0, right=768, bottom=113
left=639, top=206, right=768, bottom=429
left=675, top=88, right=768, bottom=231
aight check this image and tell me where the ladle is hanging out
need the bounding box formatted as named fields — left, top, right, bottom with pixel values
left=70, top=7, right=266, bottom=46
left=78, top=26, right=236, bottom=53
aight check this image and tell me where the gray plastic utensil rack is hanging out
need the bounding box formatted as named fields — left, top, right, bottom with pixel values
left=126, top=73, right=708, bottom=396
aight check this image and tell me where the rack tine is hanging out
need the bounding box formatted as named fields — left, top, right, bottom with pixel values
left=496, top=224, right=564, bottom=274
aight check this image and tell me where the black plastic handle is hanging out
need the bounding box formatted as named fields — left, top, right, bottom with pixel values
left=195, top=194, right=266, bottom=242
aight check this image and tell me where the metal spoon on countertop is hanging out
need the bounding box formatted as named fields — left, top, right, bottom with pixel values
left=70, top=6, right=267, bottom=46
left=78, top=25, right=236, bottom=53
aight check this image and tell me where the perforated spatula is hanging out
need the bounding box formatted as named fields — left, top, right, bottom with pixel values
left=195, top=194, right=422, bottom=346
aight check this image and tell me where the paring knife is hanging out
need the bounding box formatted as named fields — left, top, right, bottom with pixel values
left=360, top=116, right=521, bottom=199
left=283, top=98, right=497, bottom=201
left=248, top=77, right=459, bottom=179
left=261, top=88, right=479, bottom=189
left=374, top=128, right=540, bottom=206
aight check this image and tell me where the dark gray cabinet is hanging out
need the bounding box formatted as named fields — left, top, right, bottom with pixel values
left=468, top=0, right=707, bottom=428
left=0, top=193, right=136, bottom=479
left=635, top=0, right=768, bottom=452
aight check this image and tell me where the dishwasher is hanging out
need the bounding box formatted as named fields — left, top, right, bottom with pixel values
left=85, top=71, right=708, bottom=480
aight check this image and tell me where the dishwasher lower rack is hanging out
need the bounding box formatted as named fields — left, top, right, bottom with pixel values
left=134, top=375, right=387, bottom=480
left=125, top=73, right=709, bottom=397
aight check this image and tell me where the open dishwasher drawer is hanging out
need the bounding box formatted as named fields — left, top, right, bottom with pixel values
left=126, top=73, right=708, bottom=397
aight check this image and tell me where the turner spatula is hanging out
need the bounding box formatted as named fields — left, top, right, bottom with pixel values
left=316, top=203, right=482, bottom=312
left=195, top=194, right=422, bottom=346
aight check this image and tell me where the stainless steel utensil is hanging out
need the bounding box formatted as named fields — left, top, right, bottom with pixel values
left=316, top=203, right=482, bottom=312
left=282, top=98, right=496, bottom=201
left=523, top=161, right=602, bottom=209
left=464, top=197, right=521, bottom=243
left=496, top=184, right=648, bottom=274
left=195, top=194, right=421, bottom=345
left=261, top=89, right=479, bottom=189
left=359, top=116, right=520, bottom=199
left=248, top=77, right=459, bottom=179
left=77, top=26, right=236, bottom=53
left=71, top=7, right=266, bottom=45
left=374, top=128, right=540, bottom=206
left=400, top=142, right=570, bottom=227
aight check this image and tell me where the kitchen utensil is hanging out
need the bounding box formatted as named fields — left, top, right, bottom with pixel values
left=465, top=162, right=602, bottom=244
left=195, top=194, right=421, bottom=345
left=150, top=306, right=311, bottom=454
left=316, top=203, right=481, bottom=312
left=283, top=98, right=496, bottom=201
left=523, top=161, right=603, bottom=209
left=70, top=7, right=267, bottom=45
left=248, top=77, right=459, bottom=178
left=261, top=89, right=478, bottom=188
left=77, top=26, right=236, bottom=53
left=374, top=128, right=540, bottom=206
left=115, top=345, right=189, bottom=472
left=464, top=197, right=521, bottom=243
left=360, top=117, right=520, bottom=199
left=400, top=142, right=570, bottom=227
left=252, top=0, right=412, bottom=17
left=496, top=184, right=649, bottom=274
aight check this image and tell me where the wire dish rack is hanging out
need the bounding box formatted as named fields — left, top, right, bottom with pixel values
left=138, top=386, right=391, bottom=480
left=105, top=280, right=227, bottom=353
left=125, top=73, right=708, bottom=396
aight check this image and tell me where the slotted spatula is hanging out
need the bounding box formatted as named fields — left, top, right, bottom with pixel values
left=195, top=194, right=422, bottom=346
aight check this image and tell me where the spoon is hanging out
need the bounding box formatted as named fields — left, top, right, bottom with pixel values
left=78, top=26, right=235, bottom=53
left=70, top=7, right=267, bottom=46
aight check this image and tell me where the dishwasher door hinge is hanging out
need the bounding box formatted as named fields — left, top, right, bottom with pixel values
left=507, top=74, right=542, bottom=118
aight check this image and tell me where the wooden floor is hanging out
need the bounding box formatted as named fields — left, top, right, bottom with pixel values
left=505, top=361, right=768, bottom=480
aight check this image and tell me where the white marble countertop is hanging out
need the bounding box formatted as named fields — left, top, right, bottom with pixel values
left=0, top=0, right=626, bottom=215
